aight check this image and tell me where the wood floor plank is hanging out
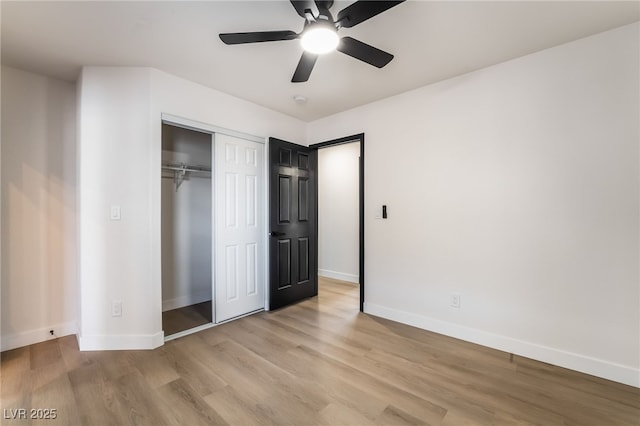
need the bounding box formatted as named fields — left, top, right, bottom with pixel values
left=319, top=402, right=376, bottom=426
left=30, top=374, right=82, bottom=426
left=375, top=405, right=431, bottom=426
left=29, top=340, right=62, bottom=370
left=1, top=346, right=32, bottom=407
left=91, top=350, right=141, bottom=382
left=293, top=344, right=449, bottom=424
left=156, top=378, right=227, bottom=426
left=133, top=349, right=180, bottom=389
left=203, top=384, right=277, bottom=426
left=59, top=334, right=94, bottom=372
left=67, top=362, right=126, bottom=425
left=281, top=345, right=389, bottom=421
left=266, top=310, right=372, bottom=357
left=210, top=339, right=330, bottom=412
left=2, top=277, right=638, bottom=425
left=160, top=339, right=228, bottom=397
left=515, top=354, right=640, bottom=409
left=356, top=347, right=564, bottom=425
left=112, top=372, right=173, bottom=426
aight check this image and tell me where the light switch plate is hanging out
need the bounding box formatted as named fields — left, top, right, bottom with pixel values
left=110, top=205, right=121, bottom=221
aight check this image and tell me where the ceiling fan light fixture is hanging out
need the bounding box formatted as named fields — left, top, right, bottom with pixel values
left=219, top=0, right=406, bottom=82
left=300, top=25, right=339, bottom=54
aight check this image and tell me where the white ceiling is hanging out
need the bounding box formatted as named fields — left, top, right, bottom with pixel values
left=2, top=1, right=638, bottom=122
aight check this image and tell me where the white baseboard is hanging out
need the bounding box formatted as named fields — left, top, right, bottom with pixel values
left=364, top=302, right=640, bottom=388
left=162, top=290, right=211, bottom=312
left=319, top=269, right=359, bottom=283
left=78, top=331, right=164, bottom=351
left=1, top=321, right=77, bottom=352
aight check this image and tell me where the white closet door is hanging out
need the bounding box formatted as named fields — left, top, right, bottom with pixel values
left=214, top=133, right=265, bottom=323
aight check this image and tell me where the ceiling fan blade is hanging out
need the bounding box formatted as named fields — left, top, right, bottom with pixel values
left=337, top=36, right=394, bottom=68
left=290, top=0, right=320, bottom=19
left=292, top=51, right=318, bottom=82
left=219, top=31, right=298, bottom=45
left=337, top=1, right=405, bottom=28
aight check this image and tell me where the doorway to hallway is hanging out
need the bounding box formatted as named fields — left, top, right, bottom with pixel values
left=311, top=134, right=365, bottom=311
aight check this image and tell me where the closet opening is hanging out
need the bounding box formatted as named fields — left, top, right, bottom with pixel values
left=160, top=114, right=267, bottom=341
left=161, top=124, right=213, bottom=337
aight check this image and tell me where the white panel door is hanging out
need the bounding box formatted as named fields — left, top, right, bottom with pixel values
left=214, top=133, right=265, bottom=322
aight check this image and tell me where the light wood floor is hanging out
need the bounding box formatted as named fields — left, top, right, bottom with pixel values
left=162, top=300, right=212, bottom=336
left=2, top=277, right=639, bottom=425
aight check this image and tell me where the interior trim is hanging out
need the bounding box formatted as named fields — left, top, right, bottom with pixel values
left=365, top=302, right=640, bottom=388
left=310, top=133, right=365, bottom=312
left=161, top=113, right=265, bottom=144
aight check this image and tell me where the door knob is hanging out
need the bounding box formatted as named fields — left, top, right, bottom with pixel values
left=270, top=231, right=286, bottom=237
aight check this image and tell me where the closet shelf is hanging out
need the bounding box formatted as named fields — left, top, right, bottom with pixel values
left=162, top=162, right=211, bottom=191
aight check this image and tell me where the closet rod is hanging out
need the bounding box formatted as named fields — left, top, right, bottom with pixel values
left=162, top=162, right=211, bottom=191
left=162, top=162, right=211, bottom=173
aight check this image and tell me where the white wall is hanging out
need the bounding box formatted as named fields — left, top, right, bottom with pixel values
left=306, top=23, right=640, bottom=387
left=78, top=66, right=306, bottom=350
left=78, top=67, right=156, bottom=349
left=1, top=66, right=77, bottom=351
left=161, top=125, right=212, bottom=311
left=318, top=142, right=360, bottom=283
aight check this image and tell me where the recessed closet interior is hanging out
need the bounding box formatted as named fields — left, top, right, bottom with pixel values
left=161, top=124, right=213, bottom=336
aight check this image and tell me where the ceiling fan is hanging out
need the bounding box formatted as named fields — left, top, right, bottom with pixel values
left=219, top=0, right=405, bottom=83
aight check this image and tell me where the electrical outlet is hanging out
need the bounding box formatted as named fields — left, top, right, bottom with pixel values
left=112, top=300, right=122, bottom=317
left=450, top=293, right=461, bottom=308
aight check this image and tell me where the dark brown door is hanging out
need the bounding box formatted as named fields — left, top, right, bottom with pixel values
left=268, top=138, right=317, bottom=310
